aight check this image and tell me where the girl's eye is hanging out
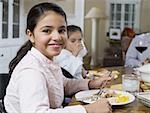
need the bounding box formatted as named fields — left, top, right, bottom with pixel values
left=42, top=29, right=52, bottom=34
left=59, top=29, right=66, bottom=34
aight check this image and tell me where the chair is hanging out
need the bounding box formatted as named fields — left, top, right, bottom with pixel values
left=0, top=100, right=7, bottom=113
left=61, top=68, right=74, bottom=78
left=0, top=74, right=10, bottom=100
left=0, top=74, right=10, bottom=113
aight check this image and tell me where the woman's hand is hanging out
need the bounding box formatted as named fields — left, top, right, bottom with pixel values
left=142, top=58, right=150, bottom=65
left=84, top=98, right=112, bottom=113
left=88, top=76, right=112, bottom=89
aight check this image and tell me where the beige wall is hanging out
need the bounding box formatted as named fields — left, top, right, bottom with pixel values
left=24, top=0, right=75, bottom=16
left=84, top=0, right=109, bottom=66
left=140, top=0, right=150, bottom=32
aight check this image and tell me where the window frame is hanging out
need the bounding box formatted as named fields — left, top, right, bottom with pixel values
left=0, top=0, right=24, bottom=45
left=0, top=2, right=2, bottom=40
left=106, top=0, right=141, bottom=32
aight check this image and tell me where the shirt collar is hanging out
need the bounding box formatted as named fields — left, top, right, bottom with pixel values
left=30, top=47, right=60, bottom=71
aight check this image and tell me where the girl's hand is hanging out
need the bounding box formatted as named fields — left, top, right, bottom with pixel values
left=88, top=76, right=112, bottom=89
left=84, top=98, right=112, bottom=113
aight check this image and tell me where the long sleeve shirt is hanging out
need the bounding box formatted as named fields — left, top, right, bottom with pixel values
left=54, top=49, right=84, bottom=79
left=4, top=47, right=89, bottom=113
left=125, top=33, right=150, bottom=67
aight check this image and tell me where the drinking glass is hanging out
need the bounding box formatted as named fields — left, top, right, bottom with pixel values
left=135, top=34, right=148, bottom=54
left=122, top=74, right=140, bottom=94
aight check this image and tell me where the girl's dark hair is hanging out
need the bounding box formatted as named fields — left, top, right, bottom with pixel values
left=9, top=2, right=67, bottom=75
left=67, top=25, right=83, bottom=38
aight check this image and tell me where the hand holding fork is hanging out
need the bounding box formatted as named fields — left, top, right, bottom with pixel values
left=88, top=71, right=112, bottom=91
left=96, top=71, right=112, bottom=95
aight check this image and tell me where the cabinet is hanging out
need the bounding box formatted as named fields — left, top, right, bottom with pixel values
left=0, top=46, right=20, bottom=73
left=103, top=40, right=123, bottom=67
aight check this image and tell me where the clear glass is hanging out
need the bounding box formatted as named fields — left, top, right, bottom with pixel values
left=122, top=74, right=140, bottom=94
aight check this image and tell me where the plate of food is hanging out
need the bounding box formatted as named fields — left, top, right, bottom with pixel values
left=87, top=69, right=120, bottom=79
left=88, top=68, right=110, bottom=77
left=75, top=89, right=135, bottom=106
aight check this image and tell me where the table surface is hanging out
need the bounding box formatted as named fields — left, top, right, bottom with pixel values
left=69, top=66, right=150, bottom=113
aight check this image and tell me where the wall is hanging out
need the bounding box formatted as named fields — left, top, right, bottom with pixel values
left=24, top=0, right=85, bottom=30
left=140, top=0, right=150, bottom=32
left=84, top=0, right=109, bottom=66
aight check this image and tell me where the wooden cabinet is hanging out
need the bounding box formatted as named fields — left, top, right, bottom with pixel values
left=103, top=40, right=123, bottom=67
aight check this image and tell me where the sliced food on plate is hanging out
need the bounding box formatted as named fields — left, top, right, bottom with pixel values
left=88, top=68, right=109, bottom=77
left=111, top=70, right=121, bottom=79
left=87, top=69, right=121, bottom=79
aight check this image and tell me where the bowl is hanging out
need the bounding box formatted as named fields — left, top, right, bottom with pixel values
left=136, top=64, right=150, bottom=86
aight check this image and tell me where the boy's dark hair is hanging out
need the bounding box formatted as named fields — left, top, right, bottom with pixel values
left=67, top=25, right=83, bottom=38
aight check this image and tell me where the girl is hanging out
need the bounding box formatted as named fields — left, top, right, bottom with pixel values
left=4, top=2, right=112, bottom=113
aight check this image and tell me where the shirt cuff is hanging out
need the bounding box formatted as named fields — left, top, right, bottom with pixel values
left=64, top=105, right=87, bottom=113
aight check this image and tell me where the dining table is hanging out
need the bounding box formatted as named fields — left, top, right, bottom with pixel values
left=68, top=66, right=150, bottom=113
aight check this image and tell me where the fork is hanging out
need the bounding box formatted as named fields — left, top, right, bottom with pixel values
left=95, top=71, right=112, bottom=95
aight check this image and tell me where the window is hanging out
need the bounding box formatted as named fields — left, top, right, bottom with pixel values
left=13, top=0, right=19, bottom=38
left=106, top=0, right=141, bottom=32
left=0, top=0, right=20, bottom=40
left=2, top=0, right=8, bottom=39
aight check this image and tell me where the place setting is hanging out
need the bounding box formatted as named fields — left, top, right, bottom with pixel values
left=75, top=66, right=150, bottom=108
left=75, top=88, right=135, bottom=106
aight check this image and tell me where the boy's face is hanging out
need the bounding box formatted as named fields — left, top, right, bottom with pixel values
left=65, top=31, right=82, bottom=52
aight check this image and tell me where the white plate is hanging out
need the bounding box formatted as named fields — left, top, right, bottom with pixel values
left=136, top=92, right=150, bottom=107
left=75, top=89, right=135, bottom=106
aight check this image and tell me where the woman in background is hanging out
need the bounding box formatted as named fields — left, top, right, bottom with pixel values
left=4, top=2, right=112, bottom=113
left=121, top=27, right=136, bottom=62
left=125, top=32, right=150, bottom=67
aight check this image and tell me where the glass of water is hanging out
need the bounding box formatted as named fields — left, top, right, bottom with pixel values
left=122, top=74, right=140, bottom=94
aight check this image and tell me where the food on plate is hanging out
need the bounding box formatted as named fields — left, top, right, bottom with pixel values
left=116, top=94, right=129, bottom=103
left=97, top=89, right=117, bottom=98
left=111, top=70, right=121, bottom=79
left=80, top=89, right=129, bottom=103
left=88, top=68, right=109, bottom=76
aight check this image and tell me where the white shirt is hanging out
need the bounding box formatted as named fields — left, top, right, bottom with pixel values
left=125, top=33, right=150, bottom=67
left=4, top=47, right=89, bottom=113
left=54, top=49, right=83, bottom=79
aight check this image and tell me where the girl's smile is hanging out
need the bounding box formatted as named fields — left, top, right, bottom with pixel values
left=27, top=11, right=67, bottom=60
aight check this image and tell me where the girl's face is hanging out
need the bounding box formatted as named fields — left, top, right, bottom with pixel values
left=27, top=11, right=67, bottom=60
left=65, top=31, right=82, bottom=52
